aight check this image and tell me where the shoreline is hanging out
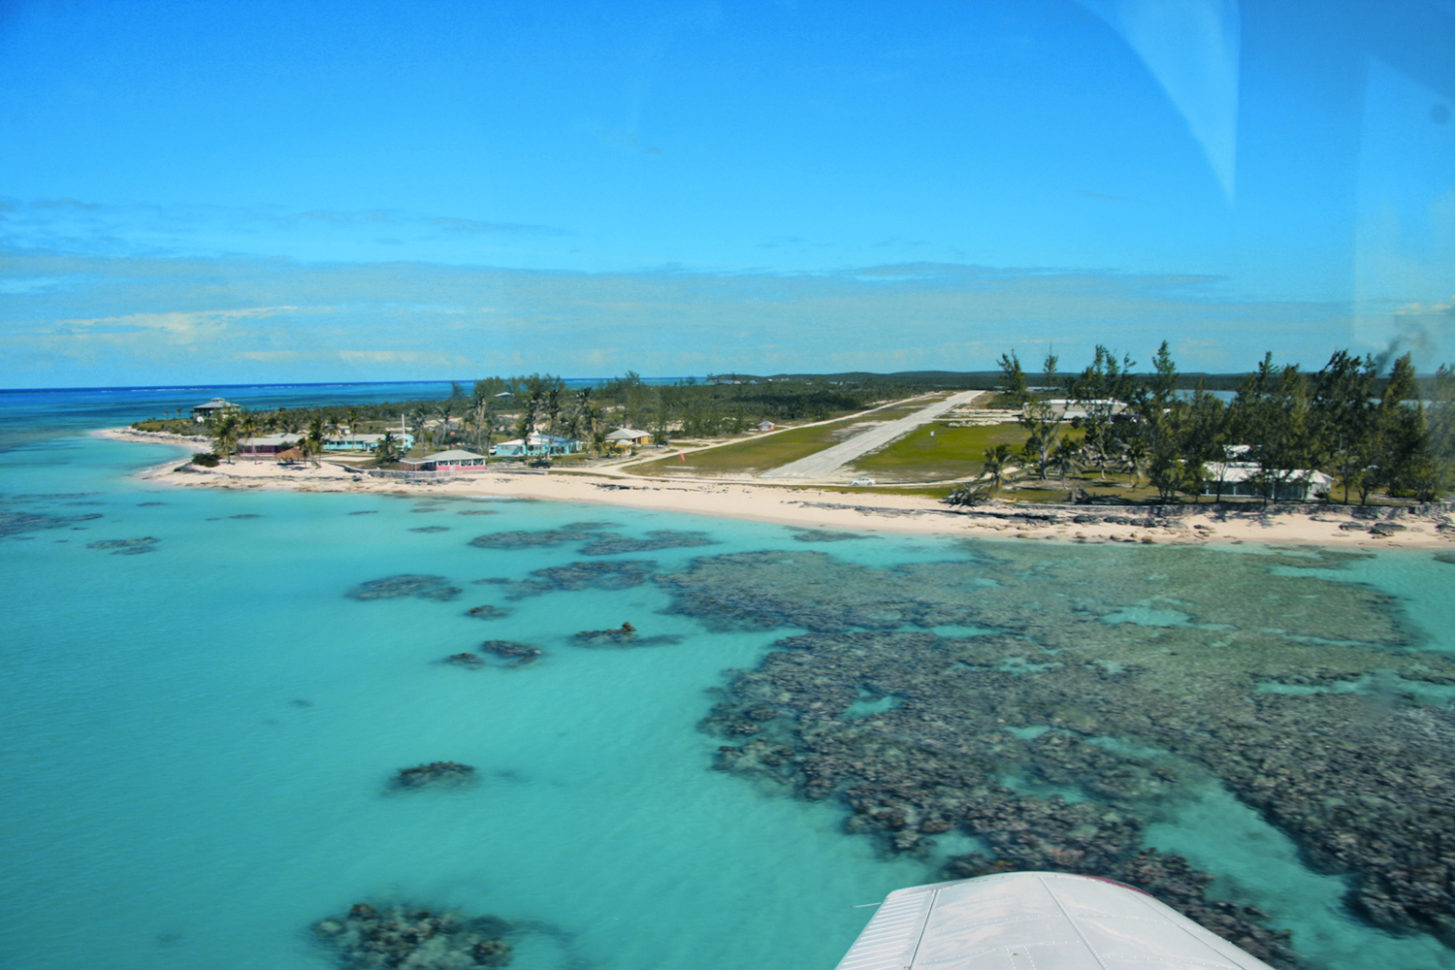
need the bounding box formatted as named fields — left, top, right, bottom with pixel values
left=97, top=427, right=1455, bottom=549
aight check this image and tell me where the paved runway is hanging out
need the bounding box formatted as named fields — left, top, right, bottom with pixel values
left=758, top=390, right=983, bottom=480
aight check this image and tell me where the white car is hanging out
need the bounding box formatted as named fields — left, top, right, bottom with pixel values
left=851, top=478, right=875, bottom=487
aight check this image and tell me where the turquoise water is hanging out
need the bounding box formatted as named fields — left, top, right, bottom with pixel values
left=2, top=388, right=1454, bottom=969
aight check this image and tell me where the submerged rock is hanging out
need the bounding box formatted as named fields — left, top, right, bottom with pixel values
left=467, top=522, right=615, bottom=549
left=578, top=529, right=715, bottom=555
left=86, top=536, right=159, bottom=555
left=347, top=574, right=462, bottom=601
left=311, top=901, right=514, bottom=968
left=496, top=559, right=657, bottom=599
left=441, top=652, right=485, bottom=668
left=572, top=622, right=682, bottom=648
left=478, top=641, right=544, bottom=667
left=464, top=604, right=509, bottom=620
left=391, top=762, right=476, bottom=790
left=0, top=511, right=104, bottom=538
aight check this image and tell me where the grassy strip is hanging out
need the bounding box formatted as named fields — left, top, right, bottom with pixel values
left=845, top=422, right=1030, bottom=482
left=627, top=414, right=888, bottom=477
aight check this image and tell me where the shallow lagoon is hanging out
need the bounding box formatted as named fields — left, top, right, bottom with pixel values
left=2, top=424, right=1453, bottom=968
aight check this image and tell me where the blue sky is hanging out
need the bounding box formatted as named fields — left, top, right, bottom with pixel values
left=2, top=0, right=1453, bottom=387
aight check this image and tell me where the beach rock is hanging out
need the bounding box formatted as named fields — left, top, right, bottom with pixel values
left=311, top=902, right=514, bottom=969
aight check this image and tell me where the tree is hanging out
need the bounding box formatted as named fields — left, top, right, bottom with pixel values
left=1181, top=381, right=1228, bottom=503
left=1428, top=364, right=1455, bottom=496
left=1376, top=354, right=1436, bottom=500
left=997, top=351, right=1028, bottom=407
left=1049, top=437, right=1079, bottom=482
left=1069, top=345, right=1135, bottom=481
left=374, top=431, right=401, bottom=464
left=1312, top=350, right=1378, bottom=504
left=236, top=409, right=259, bottom=457
left=1232, top=355, right=1318, bottom=503
left=304, top=413, right=326, bottom=467
left=1017, top=351, right=1062, bottom=479
left=407, top=406, right=429, bottom=455
left=208, top=411, right=239, bottom=462
left=982, top=443, right=1014, bottom=493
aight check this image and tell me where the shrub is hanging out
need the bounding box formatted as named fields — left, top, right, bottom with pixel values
left=192, top=452, right=220, bottom=467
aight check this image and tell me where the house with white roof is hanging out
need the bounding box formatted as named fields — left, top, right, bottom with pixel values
left=605, top=428, right=652, bottom=449
left=491, top=433, right=582, bottom=457
left=190, top=398, right=239, bottom=423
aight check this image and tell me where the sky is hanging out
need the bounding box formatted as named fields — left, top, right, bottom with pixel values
left=2, top=0, right=1453, bottom=387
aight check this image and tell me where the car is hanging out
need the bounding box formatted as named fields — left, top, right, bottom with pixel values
left=851, top=477, right=875, bottom=486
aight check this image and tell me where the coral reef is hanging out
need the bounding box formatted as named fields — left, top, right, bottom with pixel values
left=464, top=605, right=509, bottom=620
left=348, top=575, right=462, bottom=602
left=675, top=542, right=1455, bottom=965
left=312, top=902, right=513, bottom=968
left=409, top=525, right=451, bottom=533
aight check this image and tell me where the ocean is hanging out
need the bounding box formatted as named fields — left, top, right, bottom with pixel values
left=1, top=385, right=1452, bottom=970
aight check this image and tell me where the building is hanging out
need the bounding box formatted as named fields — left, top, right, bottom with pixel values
left=324, top=432, right=415, bottom=452
left=490, top=433, right=583, bottom=457
left=190, top=398, right=238, bottom=423
left=605, top=428, right=652, bottom=449
left=236, top=433, right=298, bottom=456
left=756, top=421, right=776, bottom=432
left=1201, top=461, right=1334, bottom=502
left=398, top=449, right=489, bottom=472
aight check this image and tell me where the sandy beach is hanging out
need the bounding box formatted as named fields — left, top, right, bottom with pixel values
left=99, top=428, right=1455, bottom=549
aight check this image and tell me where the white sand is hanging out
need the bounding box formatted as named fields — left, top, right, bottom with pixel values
left=98, top=428, right=1455, bottom=549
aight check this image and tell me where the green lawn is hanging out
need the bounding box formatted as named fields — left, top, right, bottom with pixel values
left=845, top=422, right=1030, bottom=482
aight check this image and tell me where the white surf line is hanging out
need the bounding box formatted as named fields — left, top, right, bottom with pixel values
left=759, top=390, right=986, bottom=480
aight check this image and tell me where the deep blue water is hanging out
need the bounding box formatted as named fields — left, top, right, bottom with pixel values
left=1, top=386, right=1453, bottom=969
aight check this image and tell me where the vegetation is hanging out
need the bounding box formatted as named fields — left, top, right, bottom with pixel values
left=981, top=342, right=1454, bottom=506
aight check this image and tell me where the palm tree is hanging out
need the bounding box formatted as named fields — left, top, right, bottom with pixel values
left=982, top=443, right=1014, bottom=493
left=209, top=411, right=239, bottom=462
left=1050, top=437, right=1078, bottom=483
left=407, top=406, right=429, bottom=455
left=374, top=431, right=401, bottom=464
left=1124, top=436, right=1147, bottom=487
left=236, top=409, right=259, bottom=458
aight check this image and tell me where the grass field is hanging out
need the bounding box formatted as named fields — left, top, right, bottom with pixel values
left=625, top=398, right=944, bottom=477
left=844, top=421, right=1030, bottom=482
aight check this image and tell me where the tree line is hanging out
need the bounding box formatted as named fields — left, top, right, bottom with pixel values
left=164, top=371, right=964, bottom=462
left=976, top=343, right=1454, bottom=505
